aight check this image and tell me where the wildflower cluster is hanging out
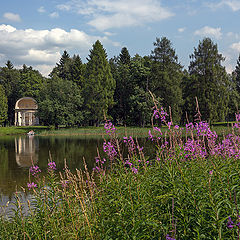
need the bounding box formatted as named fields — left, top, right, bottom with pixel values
left=104, top=120, right=116, bottom=136
left=227, top=216, right=240, bottom=229
left=103, top=141, right=117, bottom=160
left=48, top=161, right=57, bottom=171
left=30, top=165, right=41, bottom=177
left=27, top=182, right=37, bottom=190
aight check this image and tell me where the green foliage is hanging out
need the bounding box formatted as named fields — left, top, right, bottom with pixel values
left=37, top=77, right=84, bottom=128
left=19, top=65, right=46, bottom=98
left=150, top=37, right=183, bottom=123
left=0, top=85, right=8, bottom=125
left=0, top=61, right=20, bottom=124
left=84, top=40, right=115, bottom=125
left=187, top=38, right=230, bottom=122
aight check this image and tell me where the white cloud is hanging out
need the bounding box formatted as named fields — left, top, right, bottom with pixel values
left=38, top=6, right=46, bottom=13
left=0, top=24, right=117, bottom=76
left=231, top=42, right=240, bottom=52
left=3, top=12, right=21, bottom=22
left=194, top=26, right=222, bottom=40
left=178, top=27, right=186, bottom=33
left=207, top=0, right=240, bottom=11
left=57, top=0, right=174, bottom=31
left=49, top=12, right=59, bottom=18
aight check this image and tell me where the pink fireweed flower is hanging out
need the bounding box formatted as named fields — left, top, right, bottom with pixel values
left=209, top=170, right=213, bottom=175
left=167, top=122, right=172, bottom=129
left=148, top=130, right=154, bottom=141
left=104, top=120, right=116, bottom=135
left=27, top=182, right=37, bottom=190
left=30, top=165, right=41, bottom=177
left=174, top=125, right=179, bottom=130
left=103, top=141, right=117, bottom=160
left=48, top=161, right=56, bottom=171
left=132, top=167, right=138, bottom=174
left=61, top=180, right=69, bottom=188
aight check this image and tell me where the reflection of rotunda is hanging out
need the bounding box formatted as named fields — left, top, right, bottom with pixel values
left=15, top=97, right=39, bottom=126
left=15, top=136, right=39, bottom=168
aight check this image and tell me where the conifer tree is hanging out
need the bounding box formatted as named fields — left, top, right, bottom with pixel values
left=84, top=40, right=115, bottom=126
left=188, top=38, right=230, bottom=122
left=150, top=37, right=183, bottom=123
left=50, top=50, right=71, bottom=80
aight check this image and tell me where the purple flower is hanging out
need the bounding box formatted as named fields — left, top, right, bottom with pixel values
left=167, top=122, right=172, bottom=129
left=209, top=170, right=213, bottom=175
left=227, top=217, right=234, bottom=229
left=174, top=125, right=179, bottom=130
left=27, top=182, right=37, bottom=190
left=48, top=161, right=56, bottom=171
left=104, top=120, right=116, bottom=135
left=125, top=160, right=132, bottom=167
left=61, top=180, right=69, bottom=188
left=166, top=234, right=176, bottom=240
left=30, top=165, right=41, bottom=177
left=132, top=167, right=138, bottom=174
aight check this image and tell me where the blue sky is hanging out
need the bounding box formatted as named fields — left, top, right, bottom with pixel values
left=0, top=0, right=240, bottom=76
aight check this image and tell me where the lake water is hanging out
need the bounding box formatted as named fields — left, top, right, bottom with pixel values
left=0, top=135, right=151, bottom=215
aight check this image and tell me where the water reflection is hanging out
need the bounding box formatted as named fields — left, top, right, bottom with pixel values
left=0, top=135, right=151, bottom=212
left=15, top=136, right=39, bottom=168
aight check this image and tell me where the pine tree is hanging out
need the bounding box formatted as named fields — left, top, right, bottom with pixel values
left=188, top=37, right=230, bottom=122
left=150, top=37, right=183, bottom=123
left=84, top=40, right=115, bottom=126
left=50, top=50, right=71, bottom=80
left=69, top=54, right=85, bottom=88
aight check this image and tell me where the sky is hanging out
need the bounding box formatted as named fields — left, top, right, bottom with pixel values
left=0, top=0, right=240, bottom=76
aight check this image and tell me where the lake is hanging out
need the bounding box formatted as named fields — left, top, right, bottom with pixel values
left=0, top=135, right=151, bottom=214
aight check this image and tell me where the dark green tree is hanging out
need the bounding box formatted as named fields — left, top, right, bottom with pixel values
left=19, top=65, right=45, bottom=98
left=150, top=37, right=183, bottom=123
left=0, top=61, right=20, bottom=124
left=69, top=54, right=85, bottom=88
left=84, top=40, right=115, bottom=126
left=188, top=38, right=230, bottom=122
left=0, top=85, right=8, bottom=126
left=235, top=54, right=240, bottom=93
left=110, top=47, right=132, bottom=125
left=50, top=50, right=72, bottom=80
left=128, top=54, right=153, bottom=126
left=37, top=77, right=84, bottom=128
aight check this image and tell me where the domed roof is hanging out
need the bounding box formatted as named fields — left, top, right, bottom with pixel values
left=15, top=97, right=38, bottom=110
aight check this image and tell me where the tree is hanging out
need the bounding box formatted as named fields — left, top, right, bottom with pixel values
left=37, top=77, right=84, bottom=128
left=235, top=54, right=240, bottom=93
left=84, top=40, right=115, bottom=126
left=69, top=54, right=85, bottom=88
left=188, top=38, right=230, bottom=122
left=19, top=65, right=45, bottom=98
left=150, top=37, right=183, bottom=123
left=50, top=50, right=72, bottom=80
left=0, top=61, right=20, bottom=124
left=110, top=47, right=132, bottom=125
left=0, top=85, right=8, bottom=126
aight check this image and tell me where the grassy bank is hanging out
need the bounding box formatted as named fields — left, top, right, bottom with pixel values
left=0, top=124, right=234, bottom=138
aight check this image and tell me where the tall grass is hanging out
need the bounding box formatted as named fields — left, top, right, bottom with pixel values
left=1, top=103, right=240, bottom=239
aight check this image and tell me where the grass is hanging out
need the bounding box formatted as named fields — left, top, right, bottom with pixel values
left=1, top=118, right=240, bottom=239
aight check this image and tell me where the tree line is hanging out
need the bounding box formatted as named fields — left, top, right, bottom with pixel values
left=0, top=37, right=240, bottom=127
